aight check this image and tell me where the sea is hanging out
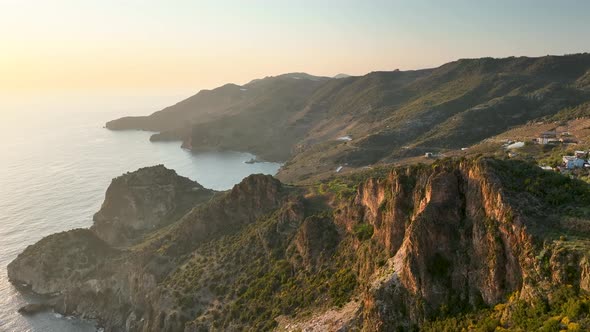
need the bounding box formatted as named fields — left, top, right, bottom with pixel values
left=0, top=96, right=281, bottom=332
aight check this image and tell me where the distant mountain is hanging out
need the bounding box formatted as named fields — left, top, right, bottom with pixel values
left=333, top=73, right=352, bottom=79
left=106, top=73, right=328, bottom=133
left=107, top=53, right=590, bottom=182
left=106, top=73, right=329, bottom=161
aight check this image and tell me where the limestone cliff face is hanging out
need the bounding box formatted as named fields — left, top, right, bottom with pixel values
left=275, top=159, right=546, bottom=331
left=342, top=160, right=580, bottom=330
left=91, top=165, right=214, bottom=247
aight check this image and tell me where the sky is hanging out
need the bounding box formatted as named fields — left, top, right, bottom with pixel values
left=1, top=0, right=589, bottom=101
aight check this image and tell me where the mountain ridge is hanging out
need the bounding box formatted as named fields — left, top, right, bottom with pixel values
left=106, top=53, right=590, bottom=181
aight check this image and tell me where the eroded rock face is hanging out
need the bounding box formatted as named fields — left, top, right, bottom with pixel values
left=350, top=161, right=540, bottom=330
left=91, top=165, right=214, bottom=247
left=289, top=215, right=339, bottom=270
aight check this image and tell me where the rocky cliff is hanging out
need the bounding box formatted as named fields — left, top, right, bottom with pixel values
left=7, top=229, right=118, bottom=295
left=350, top=161, right=528, bottom=330
left=8, top=158, right=590, bottom=331
left=91, top=165, right=214, bottom=247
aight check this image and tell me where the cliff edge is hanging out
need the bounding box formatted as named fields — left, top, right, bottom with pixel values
left=91, top=165, right=214, bottom=247
left=9, top=158, right=590, bottom=331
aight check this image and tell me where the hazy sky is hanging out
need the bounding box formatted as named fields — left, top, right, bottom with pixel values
left=1, top=0, right=589, bottom=97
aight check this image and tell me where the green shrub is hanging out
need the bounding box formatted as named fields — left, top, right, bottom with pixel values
left=328, top=268, right=357, bottom=307
left=354, top=223, right=374, bottom=241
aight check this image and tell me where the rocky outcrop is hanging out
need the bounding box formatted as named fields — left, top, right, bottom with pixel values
left=91, top=165, right=214, bottom=247
left=7, top=229, right=118, bottom=294
left=289, top=215, right=339, bottom=270
left=8, top=159, right=590, bottom=331
left=144, top=174, right=289, bottom=259
left=8, top=169, right=297, bottom=331
left=340, top=162, right=525, bottom=329
left=18, top=303, right=52, bottom=315
left=339, top=159, right=589, bottom=330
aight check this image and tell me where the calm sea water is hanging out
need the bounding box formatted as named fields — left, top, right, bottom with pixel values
left=0, top=106, right=281, bottom=332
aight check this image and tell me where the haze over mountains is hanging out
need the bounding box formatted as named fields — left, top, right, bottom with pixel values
left=107, top=54, right=590, bottom=182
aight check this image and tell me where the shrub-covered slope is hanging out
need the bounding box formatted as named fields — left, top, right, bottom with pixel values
left=8, top=158, right=590, bottom=331
left=107, top=54, right=590, bottom=180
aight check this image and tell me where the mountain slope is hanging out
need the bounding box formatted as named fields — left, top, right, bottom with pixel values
left=279, top=54, right=590, bottom=182
left=106, top=54, right=590, bottom=180
left=106, top=74, right=330, bottom=161
left=9, top=158, right=590, bottom=331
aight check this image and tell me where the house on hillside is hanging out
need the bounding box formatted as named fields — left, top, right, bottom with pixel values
left=562, top=156, right=586, bottom=169
left=575, top=150, right=588, bottom=159
left=538, top=131, right=557, bottom=144
left=563, top=156, right=576, bottom=169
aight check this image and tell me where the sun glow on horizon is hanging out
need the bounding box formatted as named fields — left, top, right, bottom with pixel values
left=1, top=0, right=589, bottom=97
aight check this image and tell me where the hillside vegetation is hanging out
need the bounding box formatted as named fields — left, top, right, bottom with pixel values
left=107, top=54, right=590, bottom=182
left=9, top=158, right=590, bottom=331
